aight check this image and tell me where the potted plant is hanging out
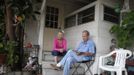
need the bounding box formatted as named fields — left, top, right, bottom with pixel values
left=0, top=43, right=7, bottom=64
left=5, top=41, right=19, bottom=67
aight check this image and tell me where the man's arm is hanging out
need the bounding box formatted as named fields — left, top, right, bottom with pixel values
left=80, top=52, right=94, bottom=56
left=79, top=43, right=95, bottom=56
left=76, top=52, right=94, bottom=56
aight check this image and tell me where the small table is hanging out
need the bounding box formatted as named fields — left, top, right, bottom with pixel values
left=126, top=59, right=134, bottom=75
left=127, top=60, right=134, bottom=66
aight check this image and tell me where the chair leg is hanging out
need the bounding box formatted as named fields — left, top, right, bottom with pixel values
left=125, top=70, right=128, bottom=75
left=72, top=63, right=81, bottom=75
left=88, top=68, right=93, bottom=75
left=116, top=71, right=122, bottom=75
left=85, top=63, right=93, bottom=75
left=98, top=68, right=101, bottom=75
left=111, top=72, right=114, bottom=75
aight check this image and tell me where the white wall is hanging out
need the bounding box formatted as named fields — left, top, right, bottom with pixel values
left=24, top=18, right=39, bottom=45
left=65, top=22, right=98, bottom=49
left=43, top=28, right=59, bottom=51
left=97, top=0, right=118, bottom=54
left=24, top=2, right=42, bottom=46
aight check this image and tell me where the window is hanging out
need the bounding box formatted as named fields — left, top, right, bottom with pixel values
left=104, top=5, right=120, bottom=24
left=65, top=6, right=95, bottom=28
left=45, top=6, right=59, bottom=28
left=65, top=15, right=76, bottom=28
left=78, top=6, right=95, bottom=25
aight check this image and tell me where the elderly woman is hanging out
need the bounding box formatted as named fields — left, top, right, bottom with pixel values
left=52, top=31, right=67, bottom=63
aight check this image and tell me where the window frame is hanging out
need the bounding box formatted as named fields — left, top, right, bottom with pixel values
left=77, top=6, right=95, bottom=25
left=45, top=6, right=59, bottom=29
left=103, top=5, right=120, bottom=24
left=65, top=5, right=95, bottom=28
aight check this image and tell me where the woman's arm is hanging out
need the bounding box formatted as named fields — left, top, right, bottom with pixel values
left=63, top=39, right=67, bottom=51
left=53, top=38, right=60, bottom=51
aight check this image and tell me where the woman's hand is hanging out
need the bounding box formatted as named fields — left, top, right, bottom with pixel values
left=59, top=49, right=64, bottom=53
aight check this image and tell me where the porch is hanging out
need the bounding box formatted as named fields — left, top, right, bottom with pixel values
left=40, top=0, right=118, bottom=75
left=23, top=0, right=134, bottom=75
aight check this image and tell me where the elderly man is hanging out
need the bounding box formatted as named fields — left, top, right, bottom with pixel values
left=51, top=30, right=96, bottom=75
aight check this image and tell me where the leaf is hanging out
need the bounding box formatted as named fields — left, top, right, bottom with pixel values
left=110, top=11, right=134, bottom=48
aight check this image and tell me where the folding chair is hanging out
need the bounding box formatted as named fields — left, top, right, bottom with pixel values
left=72, top=54, right=96, bottom=75
left=72, top=46, right=96, bottom=75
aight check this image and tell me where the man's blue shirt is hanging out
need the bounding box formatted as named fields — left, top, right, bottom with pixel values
left=76, top=39, right=95, bottom=60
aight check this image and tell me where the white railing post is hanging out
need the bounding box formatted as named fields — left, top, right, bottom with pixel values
left=38, top=0, right=46, bottom=65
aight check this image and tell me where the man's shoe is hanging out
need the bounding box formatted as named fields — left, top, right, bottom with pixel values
left=50, top=64, right=61, bottom=71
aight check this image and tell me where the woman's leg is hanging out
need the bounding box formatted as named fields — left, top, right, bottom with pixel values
left=52, top=50, right=60, bottom=63
left=54, top=56, right=58, bottom=63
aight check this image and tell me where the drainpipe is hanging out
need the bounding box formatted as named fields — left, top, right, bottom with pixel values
left=120, top=0, right=130, bottom=26
left=38, top=0, right=46, bottom=65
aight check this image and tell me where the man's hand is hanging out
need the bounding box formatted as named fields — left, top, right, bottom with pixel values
left=73, top=50, right=93, bottom=56
left=72, top=50, right=84, bottom=56
left=72, top=50, right=78, bottom=52
left=72, top=50, right=92, bottom=56
left=82, top=52, right=94, bottom=56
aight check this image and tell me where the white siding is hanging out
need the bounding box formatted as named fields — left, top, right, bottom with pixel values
left=65, top=22, right=97, bottom=49
left=24, top=18, right=39, bottom=45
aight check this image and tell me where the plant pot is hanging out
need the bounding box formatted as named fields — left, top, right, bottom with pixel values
left=0, top=54, right=6, bottom=64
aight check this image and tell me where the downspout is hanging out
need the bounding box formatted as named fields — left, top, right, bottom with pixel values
left=38, top=0, right=46, bottom=65
left=120, top=0, right=130, bottom=26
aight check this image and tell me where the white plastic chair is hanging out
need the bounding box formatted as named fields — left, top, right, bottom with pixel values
left=98, top=48, right=132, bottom=75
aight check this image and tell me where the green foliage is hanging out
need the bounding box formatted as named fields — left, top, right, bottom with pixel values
left=0, top=0, right=40, bottom=67
left=0, top=8, right=5, bottom=39
left=6, top=41, right=19, bottom=65
left=110, top=11, right=134, bottom=48
left=8, top=0, right=40, bottom=21
left=0, top=7, right=6, bottom=53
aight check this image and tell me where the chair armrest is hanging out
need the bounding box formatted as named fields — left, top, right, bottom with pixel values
left=99, top=51, right=116, bottom=67
left=101, top=51, right=116, bottom=58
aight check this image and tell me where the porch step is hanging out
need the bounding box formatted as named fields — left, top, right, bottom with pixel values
left=42, top=51, right=53, bottom=61
left=42, top=61, right=62, bottom=75
left=42, top=61, right=56, bottom=69
left=43, top=68, right=63, bottom=75
left=42, top=61, right=85, bottom=75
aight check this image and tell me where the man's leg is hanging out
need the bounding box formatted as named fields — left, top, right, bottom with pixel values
left=50, top=50, right=73, bottom=70
left=63, top=56, right=74, bottom=75
left=58, top=50, right=83, bottom=66
left=57, top=50, right=73, bottom=66
left=63, top=52, right=84, bottom=75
